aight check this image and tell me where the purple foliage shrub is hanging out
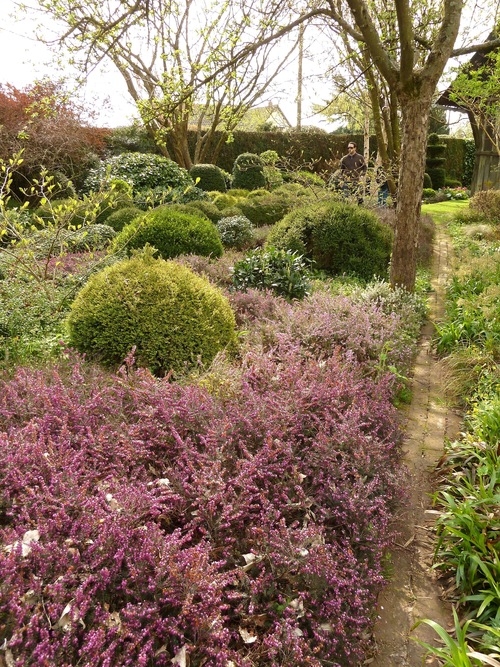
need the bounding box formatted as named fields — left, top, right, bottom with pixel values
left=0, top=343, right=403, bottom=666
left=230, top=288, right=418, bottom=375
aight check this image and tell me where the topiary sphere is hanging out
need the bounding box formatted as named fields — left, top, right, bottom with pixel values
left=189, top=164, right=227, bottom=192
left=267, top=200, right=393, bottom=281
left=232, top=153, right=267, bottom=190
left=66, top=253, right=237, bottom=374
left=105, top=206, right=143, bottom=232
left=113, top=206, right=223, bottom=259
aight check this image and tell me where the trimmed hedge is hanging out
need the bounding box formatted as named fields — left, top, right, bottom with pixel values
left=189, top=163, right=227, bottom=192
left=113, top=206, right=223, bottom=259
left=105, top=206, right=143, bottom=232
left=232, top=153, right=267, bottom=190
left=267, top=200, right=393, bottom=280
left=67, top=253, right=237, bottom=374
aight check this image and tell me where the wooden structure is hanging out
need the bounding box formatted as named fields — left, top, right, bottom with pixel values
left=437, top=45, right=500, bottom=194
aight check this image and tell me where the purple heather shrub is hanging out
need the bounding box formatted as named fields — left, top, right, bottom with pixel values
left=0, top=339, right=405, bottom=665
left=236, top=287, right=418, bottom=376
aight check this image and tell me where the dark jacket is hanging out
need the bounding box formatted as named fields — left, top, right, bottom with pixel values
left=340, top=152, right=367, bottom=181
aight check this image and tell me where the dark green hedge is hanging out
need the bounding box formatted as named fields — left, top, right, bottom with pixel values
left=107, top=127, right=473, bottom=184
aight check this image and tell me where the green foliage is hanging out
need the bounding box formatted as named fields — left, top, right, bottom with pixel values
left=231, top=152, right=267, bottom=190
left=178, top=199, right=223, bottom=223
left=84, top=152, right=193, bottom=194
left=232, top=246, right=312, bottom=300
left=113, top=206, right=223, bottom=259
left=0, top=274, right=69, bottom=365
left=423, top=173, right=433, bottom=188
left=426, top=134, right=447, bottom=189
left=423, top=188, right=437, bottom=200
left=133, top=184, right=209, bottom=210
left=210, top=190, right=249, bottom=211
left=216, top=215, right=253, bottom=249
left=66, top=251, right=237, bottom=375
left=463, top=140, right=476, bottom=188
left=412, top=608, right=500, bottom=667
left=235, top=190, right=296, bottom=227
left=189, top=164, right=227, bottom=192
left=267, top=200, right=393, bottom=280
left=427, top=167, right=446, bottom=189
left=105, top=206, right=144, bottom=232
left=105, top=125, right=159, bottom=155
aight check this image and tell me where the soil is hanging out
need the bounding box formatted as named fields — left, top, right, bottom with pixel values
left=370, top=226, right=463, bottom=666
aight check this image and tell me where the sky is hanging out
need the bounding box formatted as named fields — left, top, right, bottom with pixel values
left=0, top=0, right=332, bottom=130
left=0, top=0, right=471, bottom=133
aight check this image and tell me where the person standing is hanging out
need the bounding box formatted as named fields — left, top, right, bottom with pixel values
left=340, top=141, right=367, bottom=204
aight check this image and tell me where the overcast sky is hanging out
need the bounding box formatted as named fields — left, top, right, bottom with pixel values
left=0, top=0, right=474, bottom=133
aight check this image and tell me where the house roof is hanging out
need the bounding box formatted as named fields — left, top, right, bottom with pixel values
left=188, top=103, right=292, bottom=131
left=436, top=32, right=499, bottom=110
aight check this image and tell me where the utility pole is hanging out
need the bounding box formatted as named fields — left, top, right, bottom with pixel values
left=297, top=23, right=305, bottom=130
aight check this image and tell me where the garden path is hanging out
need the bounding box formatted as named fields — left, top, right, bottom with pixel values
left=370, top=224, right=463, bottom=666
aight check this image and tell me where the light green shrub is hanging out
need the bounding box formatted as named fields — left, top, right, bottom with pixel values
left=113, top=206, right=223, bottom=259
left=66, top=252, right=237, bottom=375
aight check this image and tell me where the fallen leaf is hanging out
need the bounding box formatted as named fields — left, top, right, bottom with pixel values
left=239, top=628, right=258, bottom=644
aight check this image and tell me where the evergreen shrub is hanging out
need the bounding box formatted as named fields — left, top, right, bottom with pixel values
left=235, top=191, right=295, bottom=226
left=210, top=191, right=248, bottom=211
left=216, top=215, right=254, bottom=249
left=231, top=153, right=267, bottom=190
left=84, top=152, right=193, bottom=194
left=113, top=206, right=223, bottom=259
left=232, top=246, right=311, bottom=300
left=189, top=164, right=227, bottom=192
left=105, top=206, right=143, bottom=232
left=267, top=200, right=393, bottom=280
left=426, top=133, right=446, bottom=189
left=67, top=252, right=237, bottom=374
left=183, top=199, right=224, bottom=223
left=423, top=173, right=432, bottom=188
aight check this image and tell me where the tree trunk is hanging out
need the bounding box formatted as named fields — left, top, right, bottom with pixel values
left=390, top=93, right=431, bottom=290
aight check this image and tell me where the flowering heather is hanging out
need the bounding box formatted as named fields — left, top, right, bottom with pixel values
left=0, top=343, right=404, bottom=666
left=229, top=285, right=421, bottom=376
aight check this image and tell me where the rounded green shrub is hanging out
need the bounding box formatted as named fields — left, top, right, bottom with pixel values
left=210, top=191, right=248, bottom=211
left=217, top=215, right=254, bottom=249
left=84, top=152, right=193, bottom=194
left=189, top=164, right=227, bottom=192
left=113, top=206, right=223, bottom=259
left=66, top=252, right=237, bottom=374
left=423, top=173, right=432, bottom=188
left=267, top=200, right=393, bottom=281
left=235, top=191, right=294, bottom=227
left=183, top=199, right=224, bottom=223
left=232, top=153, right=267, bottom=190
left=423, top=188, right=437, bottom=201
left=105, top=207, right=144, bottom=232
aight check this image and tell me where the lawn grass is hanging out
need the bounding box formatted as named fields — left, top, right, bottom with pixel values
left=421, top=200, right=469, bottom=223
